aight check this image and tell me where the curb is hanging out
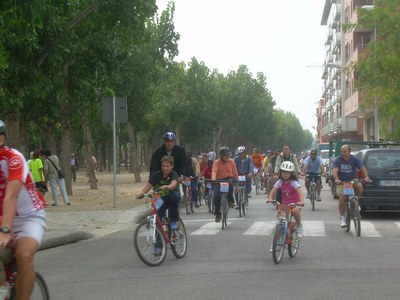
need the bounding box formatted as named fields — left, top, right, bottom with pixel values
left=39, top=230, right=94, bottom=250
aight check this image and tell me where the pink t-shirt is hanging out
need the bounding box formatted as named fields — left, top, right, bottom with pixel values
left=0, top=146, right=46, bottom=216
left=274, top=179, right=300, bottom=205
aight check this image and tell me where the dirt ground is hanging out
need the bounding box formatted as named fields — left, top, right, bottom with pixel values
left=43, top=169, right=149, bottom=212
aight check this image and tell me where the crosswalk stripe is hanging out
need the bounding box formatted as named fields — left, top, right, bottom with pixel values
left=191, top=222, right=232, bottom=235
left=187, top=220, right=394, bottom=237
left=302, top=221, right=325, bottom=236
left=243, top=221, right=275, bottom=235
left=358, top=221, right=382, bottom=237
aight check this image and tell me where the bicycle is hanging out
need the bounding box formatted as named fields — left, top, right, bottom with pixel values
left=269, top=201, right=303, bottom=264
left=306, top=174, right=321, bottom=211
left=133, top=191, right=187, bottom=266
left=197, top=179, right=205, bottom=206
left=253, top=168, right=261, bottom=195
left=342, top=181, right=361, bottom=237
left=183, top=176, right=195, bottom=215
left=204, top=180, right=214, bottom=214
left=214, top=179, right=235, bottom=230
left=4, top=252, right=50, bottom=299
left=236, top=175, right=248, bottom=218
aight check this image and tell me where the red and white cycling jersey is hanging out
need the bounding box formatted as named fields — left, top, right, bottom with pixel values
left=0, top=146, right=46, bottom=216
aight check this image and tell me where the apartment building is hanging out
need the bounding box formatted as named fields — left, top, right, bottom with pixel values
left=318, top=0, right=375, bottom=143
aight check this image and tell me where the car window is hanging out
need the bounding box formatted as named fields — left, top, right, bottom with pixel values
left=365, top=151, right=400, bottom=169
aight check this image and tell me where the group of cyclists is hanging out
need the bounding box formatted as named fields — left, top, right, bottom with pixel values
left=138, top=131, right=373, bottom=235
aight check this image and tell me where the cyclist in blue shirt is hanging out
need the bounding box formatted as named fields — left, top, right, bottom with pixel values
left=332, top=144, right=371, bottom=228
left=233, top=146, right=254, bottom=202
left=302, top=149, right=325, bottom=202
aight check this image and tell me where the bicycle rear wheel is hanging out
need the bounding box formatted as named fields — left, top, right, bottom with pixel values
left=171, top=218, right=188, bottom=258
left=288, top=223, right=300, bottom=258
left=272, top=224, right=285, bottom=264
left=133, top=220, right=167, bottom=266
left=352, top=197, right=361, bottom=237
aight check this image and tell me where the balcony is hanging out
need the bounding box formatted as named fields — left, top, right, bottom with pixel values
left=332, top=117, right=342, bottom=130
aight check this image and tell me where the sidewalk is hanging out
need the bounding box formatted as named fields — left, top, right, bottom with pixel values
left=39, top=204, right=149, bottom=250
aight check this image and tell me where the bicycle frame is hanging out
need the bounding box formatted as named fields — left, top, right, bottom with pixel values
left=276, top=204, right=295, bottom=245
left=183, top=177, right=194, bottom=214
left=148, top=193, right=174, bottom=244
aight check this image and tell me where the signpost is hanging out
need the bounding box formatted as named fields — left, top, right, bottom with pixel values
left=102, top=97, right=127, bottom=208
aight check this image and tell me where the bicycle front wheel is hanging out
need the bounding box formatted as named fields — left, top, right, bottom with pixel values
left=272, top=224, right=285, bottom=264
left=238, top=191, right=243, bottom=218
left=345, top=206, right=351, bottom=232
left=133, top=220, right=167, bottom=266
left=242, top=193, right=247, bottom=216
left=352, top=197, right=361, bottom=237
left=9, top=272, right=50, bottom=300
left=311, top=185, right=316, bottom=211
left=221, top=194, right=228, bottom=230
left=288, top=223, right=300, bottom=258
left=184, top=194, right=190, bottom=215
left=171, top=218, right=188, bottom=259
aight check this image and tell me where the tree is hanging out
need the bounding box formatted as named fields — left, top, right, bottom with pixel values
left=355, top=0, right=400, bottom=140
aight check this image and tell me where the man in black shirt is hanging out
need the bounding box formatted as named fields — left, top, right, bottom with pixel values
left=150, top=132, right=186, bottom=179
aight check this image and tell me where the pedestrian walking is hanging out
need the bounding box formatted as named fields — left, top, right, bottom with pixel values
left=42, top=150, right=70, bottom=206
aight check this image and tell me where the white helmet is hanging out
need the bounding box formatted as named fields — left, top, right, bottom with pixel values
left=237, top=146, right=246, bottom=154
left=280, top=161, right=295, bottom=172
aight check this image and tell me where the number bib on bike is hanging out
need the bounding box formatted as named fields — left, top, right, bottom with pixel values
left=343, top=182, right=354, bottom=196
left=220, top=182, right=229, bottom=193
left=153, top=195, right=164, bottom=211
left=238, top=175, right=246, bottom=182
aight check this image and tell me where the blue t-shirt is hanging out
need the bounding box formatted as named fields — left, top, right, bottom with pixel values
left=304, top=156, right=323, bottom=174
left=332, top=155, right=364, bottom=182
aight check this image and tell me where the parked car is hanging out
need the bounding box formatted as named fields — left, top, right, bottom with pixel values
left=357, top=148, right=400, bottom=213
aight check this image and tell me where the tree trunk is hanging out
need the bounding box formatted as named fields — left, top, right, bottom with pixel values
left=83, top=116, right=98, bottom=189
left=5, top=111, right=20, bottom=149
left=19, top=118, right=29, bottom=158
left=127, top=122, right=141, bottom=182
left=60, top=124, right=73, bottom=195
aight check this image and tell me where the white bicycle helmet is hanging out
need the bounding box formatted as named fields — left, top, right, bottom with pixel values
left=237, top=146, right=246, bottom=154
left=280, top=161, right=295, bottom=172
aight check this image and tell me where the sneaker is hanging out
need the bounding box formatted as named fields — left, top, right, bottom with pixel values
left=152, top=247, right=162, bottom=256
left=340, top=216, right=346, bottom=228
left=67, top=202, right=71, bottom=205
left=316, top=196, right=321, bottom=202
left=306, top=192, right=310, bottom=199
left=246, top=194, right=252, bottom=198
left=170, top=222, right=179, bottom=230
left=269, top=245, right=273, bottom=253
left=195, top=203, right=200, bottom=208
left=296, top=224, right=304, bottom=238
left=215, top=212, right=221, bottom=223
left=228, top=202, right=235, bottom=208
left=0, top=285, right=10, bottom=300
left=51, top=203, right=58, bottom=206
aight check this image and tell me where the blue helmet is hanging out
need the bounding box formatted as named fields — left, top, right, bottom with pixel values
left=163, top=131, right=176, bottom=140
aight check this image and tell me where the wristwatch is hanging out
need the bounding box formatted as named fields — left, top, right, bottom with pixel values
left=0, top=227, right=11, bottom=234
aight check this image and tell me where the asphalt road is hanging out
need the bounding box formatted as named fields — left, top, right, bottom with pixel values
left=35, top=182, right=400, bottom=300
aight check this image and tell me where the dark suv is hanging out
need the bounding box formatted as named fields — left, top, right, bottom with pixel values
left=357, top=148, right=400, bottom=212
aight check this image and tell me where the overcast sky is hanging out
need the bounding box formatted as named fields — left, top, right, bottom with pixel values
left=156, top=0, right=327, bottom=132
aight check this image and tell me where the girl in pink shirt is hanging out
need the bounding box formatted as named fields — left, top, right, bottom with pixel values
left=268, top=161, right=305, bottom=237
